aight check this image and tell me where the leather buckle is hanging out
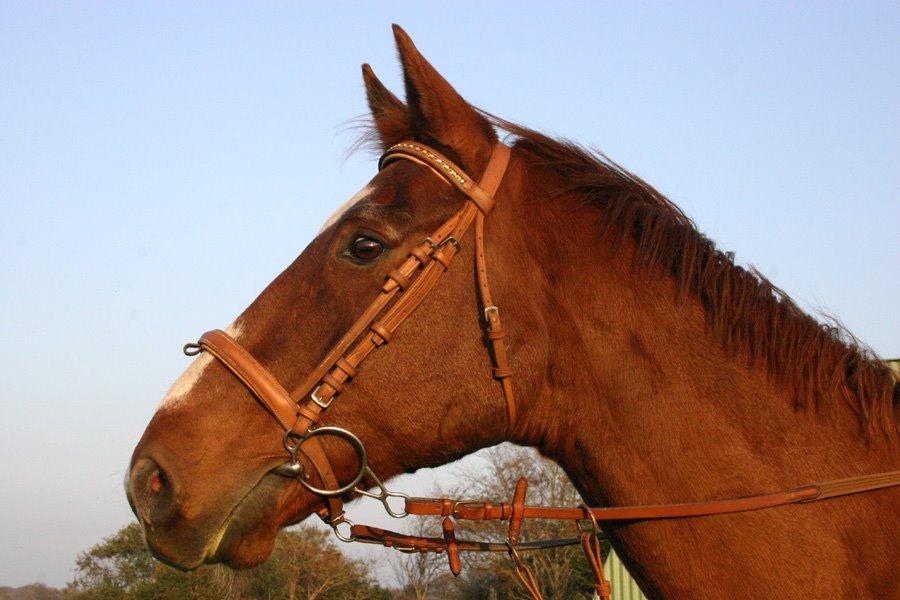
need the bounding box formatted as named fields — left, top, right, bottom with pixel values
left=484, top=305, right=499, bottom=320
left=311, top=385, right=333, bottom=409
left=438, top=236, right=461, bottom=251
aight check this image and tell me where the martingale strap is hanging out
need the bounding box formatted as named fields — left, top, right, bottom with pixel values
left=352, top=470, right=900, bottom=600
left=403, top=470, right=900, bottom=522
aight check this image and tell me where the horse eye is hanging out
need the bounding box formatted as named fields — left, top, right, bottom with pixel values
left=349, top=236, right=384, bottom=262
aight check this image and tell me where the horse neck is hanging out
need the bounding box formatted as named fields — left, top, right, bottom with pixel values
left=496, top=177, right=899, bottom=597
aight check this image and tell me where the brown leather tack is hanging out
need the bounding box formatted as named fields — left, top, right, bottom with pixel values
left=486, top=328, right=506, bottom=340
left=410, top=245, right=432, bottom=265
left=508, top=477, right=528, bottom=546
left=442, top=518, right=462, bottom=576
left=431, top=247, right=455, bottom=270
left=386, top=268, right=411, bottom=291
left=370, top=323, right=392, bottom=345
left=334, top=357, right=356, bottom=379
left=321, top=372, right=344, bottom=394
left=493, top=367, right=514, bottom=379
left=295, top=403, right=320, bottom=424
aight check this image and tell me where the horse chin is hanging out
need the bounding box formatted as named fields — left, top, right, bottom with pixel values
left=205, top=473, right=305, bottom=569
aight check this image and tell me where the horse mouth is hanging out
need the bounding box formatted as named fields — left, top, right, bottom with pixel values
left=138, top=466, right=293, bottom=571
left=202, top=470, right=298, bottom=568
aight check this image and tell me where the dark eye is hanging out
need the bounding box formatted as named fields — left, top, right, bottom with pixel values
left=349, top=236, right=384, bottom=262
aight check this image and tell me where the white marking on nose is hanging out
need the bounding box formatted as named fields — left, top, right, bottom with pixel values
left=157, top=319, right=244, bottom=409
left=319, top=184, right=374, bottom=233
left=224, top=320, right=244, bottom=339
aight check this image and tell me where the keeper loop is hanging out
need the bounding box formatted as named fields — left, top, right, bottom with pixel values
left=493, top=367, right=514, bottom=379
left=334, top=358, right=357, bottom=379
left=411, top=245, right=431, bottom=265
left=386, top=269, right=410, bottom=290
left=296, top=403, right=320, bottom=425
left=371, top=323, right=392, bottom=345
left=432, top=247, right=456, bottom=270
left=322, top=372, right=344, bottom=394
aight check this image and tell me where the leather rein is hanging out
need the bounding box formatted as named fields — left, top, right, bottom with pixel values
left=183, top=140, right=900, bottom=600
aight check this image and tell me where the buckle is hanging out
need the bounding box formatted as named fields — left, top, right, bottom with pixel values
left=438, top=236, right=461, bottom=251
left=484, top=306, right=499, bottom=320
left=311, top=385, right=333, bottom=409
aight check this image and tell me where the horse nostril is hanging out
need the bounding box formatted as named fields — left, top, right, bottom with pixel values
left=149, top=468, right=166, bottom=494
left=128, top=457, right=177, bottom=527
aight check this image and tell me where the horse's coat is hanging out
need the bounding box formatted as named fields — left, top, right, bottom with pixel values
left=319, top=184, right=375, bottom=233
left=158, top=320, right=244, bottom=409
left=128, top=25, right=898, bottom=599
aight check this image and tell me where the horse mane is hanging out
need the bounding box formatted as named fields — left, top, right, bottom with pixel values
left=487, top=116, right=897, bottom=438
left=353, top=112, right=896, bottom=437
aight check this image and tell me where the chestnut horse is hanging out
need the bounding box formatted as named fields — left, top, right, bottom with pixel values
left=128, top=26, right=898, bottom=599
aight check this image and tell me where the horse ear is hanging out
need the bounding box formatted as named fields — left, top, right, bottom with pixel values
left=392, top=24, right=497, bottom=171
left=362, top=63, right=411, bottom=149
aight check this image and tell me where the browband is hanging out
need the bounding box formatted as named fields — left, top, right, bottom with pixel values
left=380, top=141, right=510, bottom=214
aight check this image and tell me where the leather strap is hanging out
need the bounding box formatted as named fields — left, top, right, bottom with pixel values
left=190, top=331, right=346, bottom=521
left=194, top=330, right=297, bottom=431
left=348, top=524, right=581, bottom=553
left=379, top=142, right=505, bottom=215
left=581, top=531, right=611, bottom=600
left=405, top=470, right=900, bottom=522
left=508, top=542, right=544, bottom=600
left=579, top=505, right=611, bottom=600
left=470, top=143, right=517, bottom=431
left=442, top=517, right=461, bottom=576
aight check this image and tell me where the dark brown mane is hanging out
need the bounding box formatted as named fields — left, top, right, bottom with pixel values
left=485, top=116, right=896, bottom=437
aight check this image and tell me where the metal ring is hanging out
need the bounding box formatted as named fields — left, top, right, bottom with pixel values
left=294, top=426, right=368, bottom=497
left=331, top=517, right=356, bottom=543
left=183, top=342, right=203, bottom=356
left=282, top=429, right=302, bottom=455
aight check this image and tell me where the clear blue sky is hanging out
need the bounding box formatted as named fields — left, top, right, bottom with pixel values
left=1, top=2, right=897, bottom=589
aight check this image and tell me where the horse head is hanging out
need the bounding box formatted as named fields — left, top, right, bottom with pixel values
left=126, top=25, right=536, bottom=570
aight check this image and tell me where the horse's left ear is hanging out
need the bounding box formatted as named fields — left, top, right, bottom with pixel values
left=363, top=63, right=411, bottom=150
left=392, top=24, right=497, bottom=171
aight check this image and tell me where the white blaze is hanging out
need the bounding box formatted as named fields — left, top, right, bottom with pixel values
left=157, top=319, right=244, bottom=409
left=156, top=181, right=375, bottom=412
left=319, top=185, right=374, bottom=233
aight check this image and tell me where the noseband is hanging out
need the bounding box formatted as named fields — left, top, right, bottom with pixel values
left=183, top=140, right=900, bottom=600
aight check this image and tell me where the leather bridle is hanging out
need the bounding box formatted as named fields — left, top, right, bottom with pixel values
left=184, top=140, right=515, bottom=529
left=183, top=140, right=900, bottom=600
